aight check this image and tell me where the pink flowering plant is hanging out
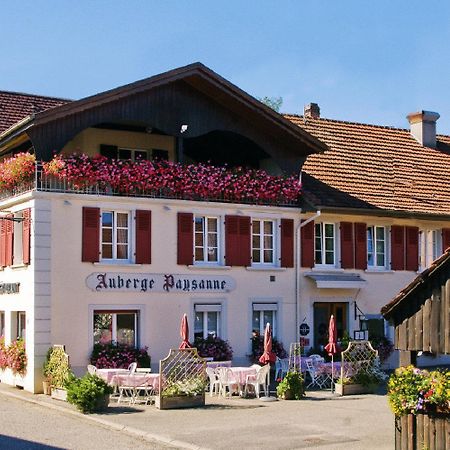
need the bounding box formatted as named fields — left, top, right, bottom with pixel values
left=42, top=153, right=302, bottom=205
left=388, top=365, right=450, bottom=416
left=0, top=337, right=8, bottom=370
left=5, top=339, right=27, bottom=376
left=0, top=153, right=36, bottom=191
left=90, top=342, right=150, bottom=369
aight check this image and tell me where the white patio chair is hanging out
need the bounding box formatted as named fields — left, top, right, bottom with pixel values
left=305, top=359, right=327, bottom=389
left=118, top=363, right=139, bottom=403
left=217, top=367, right=240, bottom=397
left=206, top=367, right=220, bottom=397
left=275, top=358, right=289, bottom=380
left=244, top=364, right=270, bottom=398
left=87, top=364, right=97, bottom=375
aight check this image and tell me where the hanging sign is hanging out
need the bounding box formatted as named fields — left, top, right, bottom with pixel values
left=86, top=272, right=236, bottom=293
left=299, top=323, right=310, bottom=336
left=0, top=282, right=20, bottom=295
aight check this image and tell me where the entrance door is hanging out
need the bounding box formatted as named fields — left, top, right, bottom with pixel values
left=313, top=303, right=347, bottom=349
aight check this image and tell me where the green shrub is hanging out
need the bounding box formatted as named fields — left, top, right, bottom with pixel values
left=66, top=373, right=113, bottom=414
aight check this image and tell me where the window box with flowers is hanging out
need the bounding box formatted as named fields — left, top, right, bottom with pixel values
left=89, top=342, right=151, bottom=369
left=0, top=338, right=27, bottom=386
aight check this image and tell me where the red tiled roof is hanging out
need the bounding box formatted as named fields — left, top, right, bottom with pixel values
left=287, top=114, right=450, bottom=216
left=0, top=91, right=70, bottom=134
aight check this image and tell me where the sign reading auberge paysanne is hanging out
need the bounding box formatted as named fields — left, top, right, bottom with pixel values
left=86, top=272, right=236, bottom=293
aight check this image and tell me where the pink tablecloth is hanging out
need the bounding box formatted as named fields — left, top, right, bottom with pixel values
left=110, top=373, right=160, bottom=391
left=229, top=367, right=258, bottom=384
left=96, top=368, right=129, bottom=384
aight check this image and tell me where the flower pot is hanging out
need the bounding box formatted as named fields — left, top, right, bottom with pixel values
left=281, top=389, right=293, bottom=400
left=51, top=387, right=67, bottom=401
left=42, top=380, right=52, bottom=395
left=93, top=394, right=110, bottom=412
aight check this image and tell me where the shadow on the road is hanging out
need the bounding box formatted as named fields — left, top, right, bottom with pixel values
left=99, top=406, right=146, bottom=415
left=0, top=434, right=62, bottom=449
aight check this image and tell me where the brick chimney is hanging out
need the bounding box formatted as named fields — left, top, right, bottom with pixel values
left=304, top=103, right=320, bottom=119
left=407, top=110, right=440, bottom=148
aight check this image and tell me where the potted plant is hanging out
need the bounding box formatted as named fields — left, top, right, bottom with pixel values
left=66, top=373, right=113, bottom=414
left=157, top=373, right=208, bottom=409
left=276, top=371, right=305, bottom=400
left=42, top=347, right=53, bottom=395
left=45, top=346, right=71, bottom=400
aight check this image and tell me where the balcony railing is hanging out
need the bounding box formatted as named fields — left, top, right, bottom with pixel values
left=0, top=162, right=301, bottom=207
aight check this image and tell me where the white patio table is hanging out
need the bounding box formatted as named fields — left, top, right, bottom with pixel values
left=96, top=368, right=130, bottom=384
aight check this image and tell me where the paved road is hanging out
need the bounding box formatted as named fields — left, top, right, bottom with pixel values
left=0, top=395, right=173, bottom=450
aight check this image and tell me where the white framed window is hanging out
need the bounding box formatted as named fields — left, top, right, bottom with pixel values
left=118, top=148, right=150, bottom=161
left=93, top=310, right=138, bottom=347
left=315, top=223, right=336, bottom=266
left=252, top=219, right=275, bottom=265
left=0, top=311, right=5, bottom=337
left=17, top=311, right=26, bottom=340
left=252, top=303, right=277, bottom=337
left=194, top=216, right=219, bottom=264
left=194, top=304, right=221, bottom=339
left=101, top=211, right=130, bottom=261
left=419, top=229, right=443, bottom=270
left=13, top=211, right=24, bottom=265
left=432, top=230, right=442, bottom=261
left=367, top=226, right=387, bottom=268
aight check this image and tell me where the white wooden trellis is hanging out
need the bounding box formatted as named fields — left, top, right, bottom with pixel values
left=340, top=340, right=378, bottom=384
left=288, top=342, right=302, bottom=372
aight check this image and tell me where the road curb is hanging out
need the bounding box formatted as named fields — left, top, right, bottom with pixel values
left=0, top=388, right=207, bottom=450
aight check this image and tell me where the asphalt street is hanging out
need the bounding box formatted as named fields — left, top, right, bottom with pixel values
left=0, top=394, right=173, bottom=450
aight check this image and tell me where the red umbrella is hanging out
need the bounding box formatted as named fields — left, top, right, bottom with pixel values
left=259, top=323, right=276, bottom=365
left=324, top=315, right=339, bottom=356
left=324, top=315, right=340, bottom=392
left=179, top=314, right=192, bottom=349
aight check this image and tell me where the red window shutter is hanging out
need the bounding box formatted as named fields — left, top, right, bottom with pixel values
left=340, top=222, right=354, bottom=269
left=135, top=210, right=151, bottom=264
left=82, top=207, right=100, bottom=262
left=225, top=215, right=251, bottom=266
left=405, top=226, right=419, bottom=271
left=22, top=209, right=31, bottom=265
left=0, top=219, right=6, bottom=267
left=391, top=225, right=405, bottom=270
left=280, top=219, right=294, bottom=268
left=354, top=223, right=367, bottom=270
left=442, top=228, right=450, bottom=252
left=300, top=220, right=315, bottom=268
left=5, top=215, right=13, bottom=266
left=177, top=212, right=193, bottom=265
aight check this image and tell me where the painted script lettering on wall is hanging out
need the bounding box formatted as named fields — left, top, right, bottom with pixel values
left=0, top=282, right=20, bottom=295
left=86, top=273, right=236, bottom=293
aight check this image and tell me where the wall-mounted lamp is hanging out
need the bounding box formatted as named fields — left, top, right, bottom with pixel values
left=180, top=124, right=188, bottom=134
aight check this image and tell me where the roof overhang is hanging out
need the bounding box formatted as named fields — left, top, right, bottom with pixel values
left=304, top=272, right=367, bottom=289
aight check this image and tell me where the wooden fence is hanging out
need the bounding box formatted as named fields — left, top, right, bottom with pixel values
left=395, top=413, right=449, bottom=449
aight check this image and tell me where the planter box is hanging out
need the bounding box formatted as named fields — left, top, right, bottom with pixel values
left=51, top=388, right=67, bottom=401
left=334, top=383, right=376, bottom=396
left=156, top=393, right=205, bottom=410
left=93, top=394, right=110, bottom=412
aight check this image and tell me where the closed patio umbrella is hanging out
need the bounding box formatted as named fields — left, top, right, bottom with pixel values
left=179, top=314, right=192, bottom=349
left=324, top=315, right=340, bottom=392
left=259, top=323, right=276, bottom=365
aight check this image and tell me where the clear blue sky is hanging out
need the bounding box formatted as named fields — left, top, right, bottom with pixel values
left=1, top=1, right=450, bottom=133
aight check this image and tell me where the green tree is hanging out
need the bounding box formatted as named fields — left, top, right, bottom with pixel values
left=258, top=96, right=283, bottom=112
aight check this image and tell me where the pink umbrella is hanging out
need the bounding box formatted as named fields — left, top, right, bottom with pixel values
left=179, top=314, right=192, bottom=349
left=259, top=323, right=276, bottom=365
left=324, top=315, right=340, bottom=392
